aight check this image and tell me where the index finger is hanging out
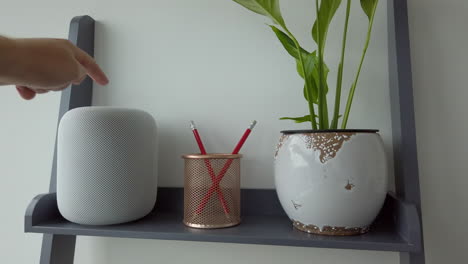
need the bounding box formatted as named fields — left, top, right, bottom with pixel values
left=73, top=47, right=109, bottom=86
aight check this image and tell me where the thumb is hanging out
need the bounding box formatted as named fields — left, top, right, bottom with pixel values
left=16, top=86, right=36, bottom=100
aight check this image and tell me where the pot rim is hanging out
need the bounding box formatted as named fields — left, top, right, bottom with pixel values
left=281, top=129, right=379, bottom=134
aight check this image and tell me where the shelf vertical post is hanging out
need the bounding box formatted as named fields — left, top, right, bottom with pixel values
left=388, top=0, right=425, bottom=263
left=39, top=15, right=95, bottom=264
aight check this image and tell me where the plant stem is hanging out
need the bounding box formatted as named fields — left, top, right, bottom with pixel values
left=331, top=0, right=351, bottom=129
left=315, top=0, right=328, bottom=129
left=283, top=28, right=318, bottom=130
left=268, top=13, right=318, bottom=130
left=341, top=1, right=378, bottom=129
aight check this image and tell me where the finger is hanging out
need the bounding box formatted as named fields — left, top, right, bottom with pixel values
left=16, top=86, right=36, bottom=100
left=48, top=83, right=71, bottom=91
left=73, top=48, right=109, bottom=85
left=72, top=66, right=88, bottom=85
left=35, top=89, right=49, bottom=94
left=56, top=83, right=71, bottom=91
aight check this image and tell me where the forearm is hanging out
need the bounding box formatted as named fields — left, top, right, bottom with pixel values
left=0, top=36, right=20, bottom=85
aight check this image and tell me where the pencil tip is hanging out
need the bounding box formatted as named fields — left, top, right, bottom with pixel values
left=249, top=120, right=257, bottom=130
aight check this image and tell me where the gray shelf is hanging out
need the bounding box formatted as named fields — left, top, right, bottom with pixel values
left=25, top=188, right=421, bottom=252
left=26, top=0, right=426, bottom=262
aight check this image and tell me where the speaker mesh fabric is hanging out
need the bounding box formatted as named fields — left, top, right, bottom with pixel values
left=57, top=107, right=158, bottom=225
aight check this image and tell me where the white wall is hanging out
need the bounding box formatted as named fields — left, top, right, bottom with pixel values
left=3, top=0, right=453, bottom=263
left=408, top=0, right=468, bottom=263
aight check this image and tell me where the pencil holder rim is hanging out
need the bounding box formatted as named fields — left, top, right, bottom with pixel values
left=182, top=153, right=242, bottom=159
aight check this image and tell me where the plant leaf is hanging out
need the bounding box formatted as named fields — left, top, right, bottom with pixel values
left=280, top=115, right=317, bottom=123
left=233, top=0, right=286, bottom=27
left=296, top=51, right=317, bottom=78
left=268, top=28, right=324, bottom=105
left=270, top=25, right=308, bottom=60
left=296, top=51, right=329, bottom=104
left=312, top=0, right=342, bottom=49
left=302, top=82, right=319, bottom=103
left=360, top=0, right=378, bottom=20
left=299, top=52, right=318, bottom=103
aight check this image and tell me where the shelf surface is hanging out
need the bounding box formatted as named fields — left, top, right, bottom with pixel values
left=25, top=188, right=422, bottom=252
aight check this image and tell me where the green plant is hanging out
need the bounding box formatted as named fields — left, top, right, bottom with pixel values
left=232, top=0, right=379, bottom=129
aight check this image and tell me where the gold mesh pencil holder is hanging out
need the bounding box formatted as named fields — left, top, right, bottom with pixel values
left=182, top=153, right=241, bottom=228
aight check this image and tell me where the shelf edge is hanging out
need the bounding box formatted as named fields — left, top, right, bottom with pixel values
left=388, top=192, right=422, bottom=252
left=25, top=193, right=59, bottom=231
left=25, top=188, right=422, bottom=253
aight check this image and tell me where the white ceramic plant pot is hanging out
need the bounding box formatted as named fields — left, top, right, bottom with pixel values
left=274, top=130, right=388, bottom=235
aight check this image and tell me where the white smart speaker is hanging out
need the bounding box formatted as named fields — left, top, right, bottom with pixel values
left=57, top=106, right=158, bottom=225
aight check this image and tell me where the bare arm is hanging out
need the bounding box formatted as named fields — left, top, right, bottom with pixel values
left=0, top=36, right=108, bottom=100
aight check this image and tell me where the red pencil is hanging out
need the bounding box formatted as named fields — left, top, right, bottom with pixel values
left=190, top=121, right=230, bottom=214
left=196, top=120, right=257, bottom=214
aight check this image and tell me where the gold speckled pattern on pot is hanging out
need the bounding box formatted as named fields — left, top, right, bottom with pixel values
left=292, top=220, right=369, bottom=236
left=299, top=132, right=356, bottom=163
left=274, top=134, right=290, bottom=159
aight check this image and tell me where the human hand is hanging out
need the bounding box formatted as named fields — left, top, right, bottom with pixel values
left=0, top=37, right=109, bottom=100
